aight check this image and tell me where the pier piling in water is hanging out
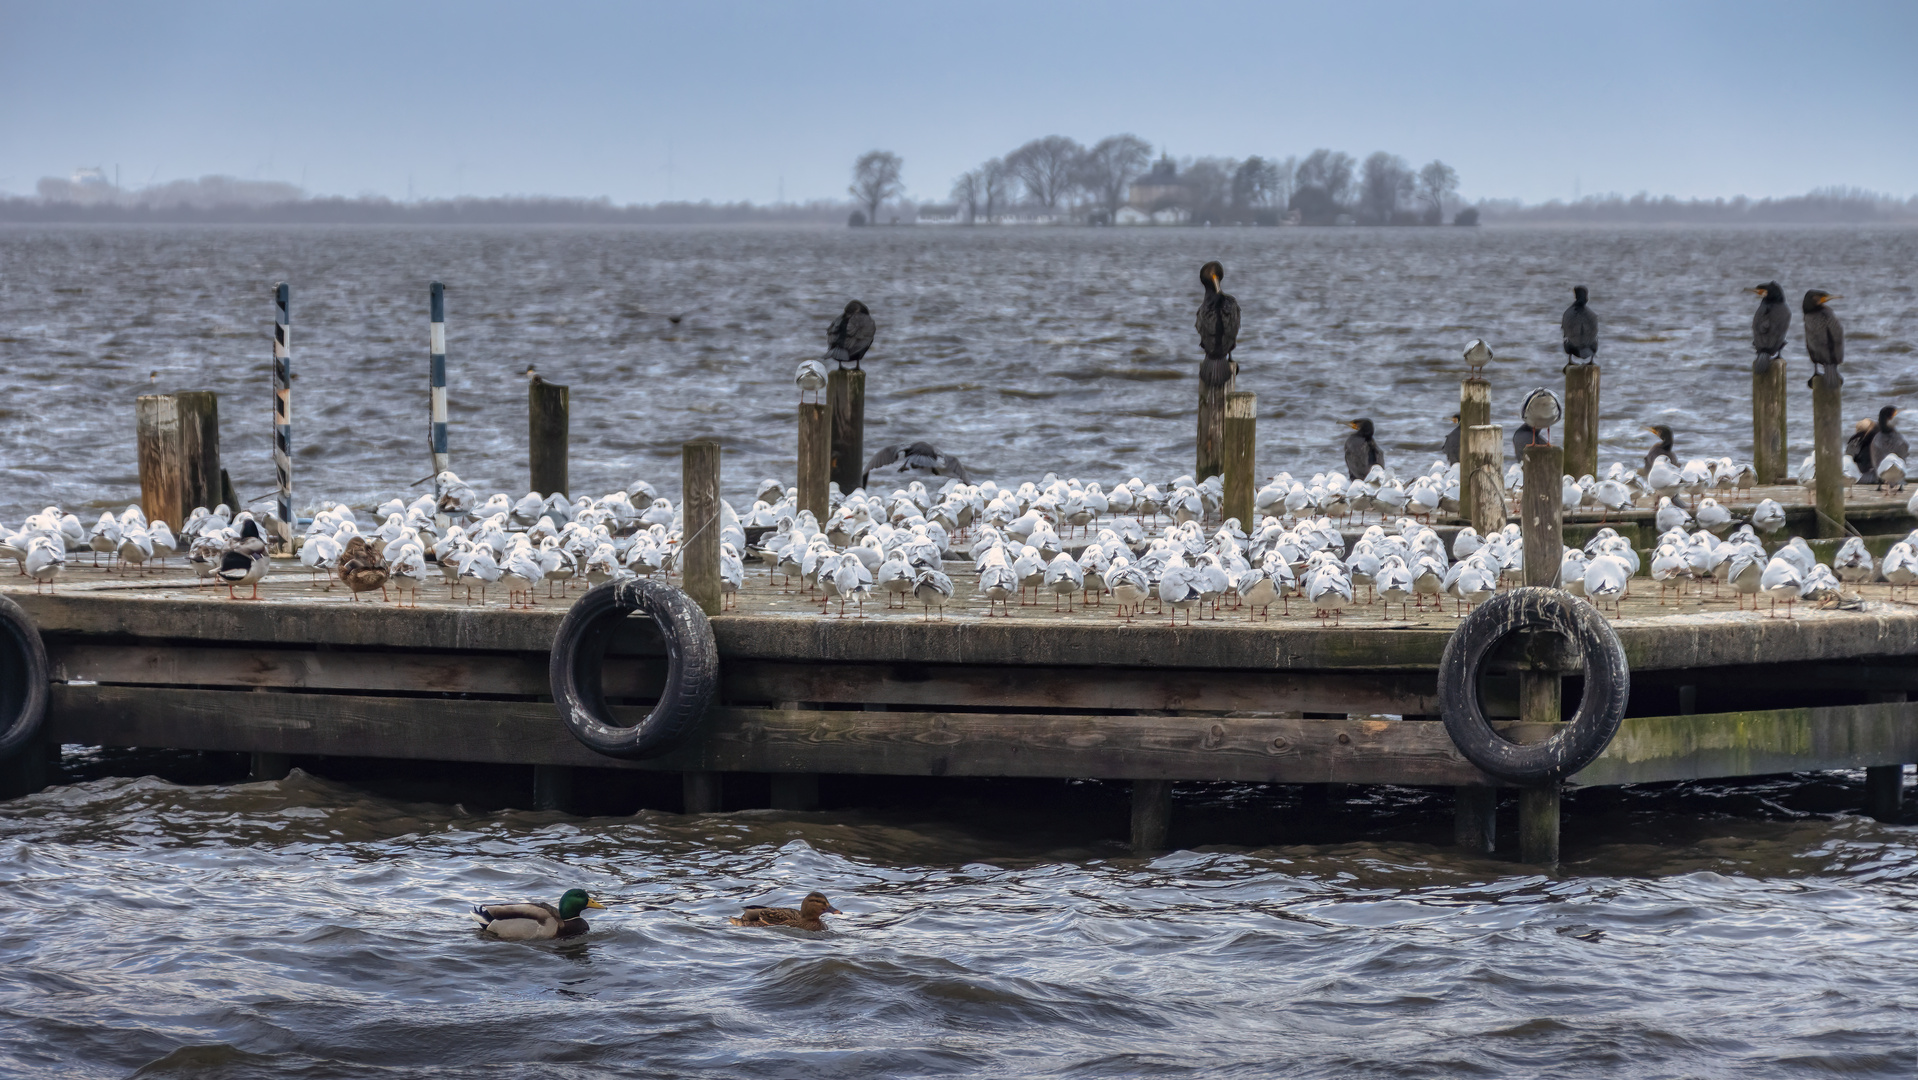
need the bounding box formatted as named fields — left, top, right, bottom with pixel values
left=1753, top=359, right=1788, bottom=485
left=1462, top=424, right=1506, bottom=535
left=682, top=439, right=722, bottom=617
left=1563, top=364, right=1599, bottom=479
left=1459, top=377, right=1490, bottom=434
left=528, top=377, right=569, bottom=497
left=1454, top=786, right=1497, bottom=853
left=798, top=401, right=830, bottom=522
left=828, top=369, right=865, bottom=495
left=429, top=281, right=449, bottom=477
left=1130, top=779, right=1171, bottom=853
left=271, top=283, right=293, bottom=550
left=682, top=771, right=720, bottom=814
left=1519, top=442, right=1565, bottom=867
left=136, top=391, right=221, bottom=530
left=1222, top=392, right=1257, bottom=527
left=1811, top=374, right=1846, bottom=538
left=1196, top=381, right=1226, bottom=484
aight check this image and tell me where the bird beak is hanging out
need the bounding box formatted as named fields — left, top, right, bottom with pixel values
left=1347, top=421, right=1360, bottom=429
left=586, top=899, right=607, bottom=909
left=1828, top=295, right=1844, bottom=302
left=1746, top=287, right=1763, bottom=295
left=828, top=905, right=843, bottom=914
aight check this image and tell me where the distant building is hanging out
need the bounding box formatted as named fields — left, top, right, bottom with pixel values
left=1122, top=156, right=1193, bottom=224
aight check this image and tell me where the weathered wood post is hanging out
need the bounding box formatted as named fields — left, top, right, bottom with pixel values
left=1519, top=441, right=1565, bottom=867
left=1462, top=424, right=1506, bottom=535
left=828, top=368, right=865, bottom=494
left=1866, top=691, right=1908, bottom=821
left=1131, top=779, right=1171, bottom=853
left=682, top=439, right=722, bottom=617
left=528, top=376, right=569, bottom=497
left=1197, top=381, right=1226, bottom=483
left=136, top=391, right=222, bottom=530
left=249, top=752, right=291, bottom=782
left=1563, top=364, right=1599, bottom=479
left=1752, top=359, right=1788, bottom=485
left=1811, top=373, right=1846, bottom=538
left=1454, top=787, right=1497, bottom=853
left=429, top=281, right=450, bottom=477
left=271, top=283, right=294, bottom=551
left=1459, top=377, right=1491, bottom=434
left=682, top=771, right=720, bottom=814
left=1223, top=391, right=1257, bottom=527
left=533, top=763, right=576, bottom=812
left=798, top=401, right=830, bottom=522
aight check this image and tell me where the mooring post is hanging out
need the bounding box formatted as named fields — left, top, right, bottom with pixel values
left=1130, top=779, right=1172, bottom=853
left=1454, top=786, right=1497, bottom=853
left=682, top=771, right=720, bottom=814
left=1563, top=364, right=1599, bottom=479
left=271, top=283, right=293, bottom=551
left=1195, top=375, right=1227, bottom=484
left=136, top=390, right=221, bottom=530
left=1866, top=691, right=1908, bottom=821
left=1223, top=391, right=1257, bottom=527
left=1519, top=441, right=1565, bottom=868
left=798, top=400, right=830, bottom=522
left=528, top=377, right=569, bottom=497
left=1752, top=359, right=1788, bottom=485
left=828, top=368, right=865, bottom=494
left=1462, top=424, right=1506, bottom=534
left=1811, top=373, right=1846, bottom=538
left=682, top=439, right=722, bottom=616
left=1459, top=377, right=1490, bottom=433
left=769, top=774, right=820, bottom=811
left=533, top=764, right=577, bottom=813
left=429, top=281, right=450, bottom=477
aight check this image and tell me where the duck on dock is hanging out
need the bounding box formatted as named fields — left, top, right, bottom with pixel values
left=217, top=518, right=270, bottom=600
left=729, top=892, right=840, bottom=931
left=338, top=536, right=389, bottom=602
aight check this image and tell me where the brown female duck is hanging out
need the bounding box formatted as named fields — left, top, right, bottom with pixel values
left=338, top=535, right=389, bottom=602
left=729, top=891, right=841, bottom=931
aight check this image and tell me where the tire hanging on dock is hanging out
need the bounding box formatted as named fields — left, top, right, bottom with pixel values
left=549, top=578, right=718, bottom=760
left=1437, top=586, right=1629, bottom=785
left=0, top=596, right=49, bottom=763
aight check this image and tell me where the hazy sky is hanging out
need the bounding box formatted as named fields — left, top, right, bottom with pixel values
left=4, top=0, right=1914, bottom=205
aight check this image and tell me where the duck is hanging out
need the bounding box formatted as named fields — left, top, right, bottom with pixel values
left=729, top=891, right=840, bottom=931
left=471, top=889, right=605, bottom=940
left=217, top=518, right=271, bottom=600
left=338, top=536, right=390, bottom=602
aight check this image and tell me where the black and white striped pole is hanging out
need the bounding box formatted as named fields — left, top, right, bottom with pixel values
left=429, top=281, right=449, bottom=476
left=272, top=282, right=293, bottom=551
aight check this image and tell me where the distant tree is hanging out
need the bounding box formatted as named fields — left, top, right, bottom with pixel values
left=951, top=170, right=983, bottom=225
left=1270, top=155, right=1298, bottom=212
left=1417, top=160, right=1459, bottom=225
left=981, top=158, right=1011, bottom=222
left=1078, top=134, right=1153, bottom=223
left=1291, top=148, right=1355, bottom=223
left=1454, top=206, right=1480, bottom=226
left=1357, top=152, right=1415, bottom=225
left=1006, top=135, right=1085, bottom=212
left=849, top=150, right=904, bottom=226
left=1232, top=157, right=1280, bottom=209
left=1182, top=157, right=1236, bottom=223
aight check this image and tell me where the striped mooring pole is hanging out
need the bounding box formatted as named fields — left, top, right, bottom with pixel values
left=272, top=282, right=293, bottom=550
left=429, top=281, right=449, bottom=476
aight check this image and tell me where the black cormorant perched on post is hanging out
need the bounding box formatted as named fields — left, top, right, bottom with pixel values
left=1562, top=285, right=1598, bottom=366
left=1802, top=290, right=1843, bottom=388
left=1443, top=413, right=1461, bottom=465
left=1749, top=282, right=1790, bottom=373
left=861, top=441, right=970, bottom=490
left=1872, top=406, right=1908, bottom=471
left=1644, top=425, right=1675, bottom=473
left=827, top=300, right=876, bottom=369
left=1344, top=419, right=1385, bottom=479
left=1195, top=261, right=1240, bottom=389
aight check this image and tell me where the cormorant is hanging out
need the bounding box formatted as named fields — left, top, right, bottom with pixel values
left=1846, top=419, right=1877, bottom=482
left=1195, top=261, right=1240, bottom=389
left=1562, top=285, right=1598, bottom=366
left=1443, top=412, right=1462, bottom=465
left=1872, top=406, right=1909, bottom=471
left=1522, top=387, right=1562, bottom=446
left=1749, top=282, right=1790, bottom=373
left=1512, top=424, right=1540, bottom=461
left=862, top=441, right=970, bottom=490
left=1343, top=418, right=1385, bottom=479
left=1802, top=290, right=1843, bottom=388
left=827, top=300, right=876, bottom=369
left=1644, top=425, right=1675, bottom=473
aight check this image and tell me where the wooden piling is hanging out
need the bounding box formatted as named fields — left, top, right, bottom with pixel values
left=1811, top=373, right=1846, bottom=538
left=1519, top=785, right=1561, bottom=867
left=1130, top=778, right=1171, bottom=853
left=1459, top=378, right=1490, bottom=433
left=1563, top=364, right=1599, bottom=479
left=769, top=773, right=820, bottom=811
left=429, top=281, right=449, bottom=477
left=1519, top=442, right=1565, bottom=868
left=798, top=402, right=830, bottom=522
left=1454, top=786, right=1497, bottom=853
left=828, top=368, right=865, bottom=494
left=1462, top=424, right=1506, bottom=535
left=528, top=378, right=569, bottom=497
left=248, top=751, right=291, bottom=782
left=270, top=283, right=294, bottom=551
left=681, top=439, right=722, bottom=617
left=1867, top=692, right=1907, bottom=821
left=682, top=771, right=720, bottom=813
left=136, top=391, right=222, bottom=530
left=1197, top=381, right=1226, bottom=484
left=1223, top=391, right=1257, bottom=527
left=533, top=764, right=576, bottom=812
left=1752, top=358, right=1788, bottom=485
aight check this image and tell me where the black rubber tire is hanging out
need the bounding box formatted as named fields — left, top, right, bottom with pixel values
left=549, top=578, right=718, bottom=760
left=0, top=596, right=49, bottom=763
left=1437, top=586, right=1629, bottom=785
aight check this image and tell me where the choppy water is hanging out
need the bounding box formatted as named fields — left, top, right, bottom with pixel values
left=1, top=224, right=1915, bottom=523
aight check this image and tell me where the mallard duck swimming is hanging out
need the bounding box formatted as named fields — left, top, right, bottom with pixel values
left=729, top=891, right=840, bottom=931
left=471, top=889, right=605, bottom=940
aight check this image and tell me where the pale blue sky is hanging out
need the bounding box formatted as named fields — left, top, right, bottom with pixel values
left=3, top=0, right=1913, bottom=205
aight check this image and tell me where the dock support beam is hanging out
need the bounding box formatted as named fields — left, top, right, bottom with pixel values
left=1563, top=364, right=1599, bottom=480
left=1130, top=779, right=1171, bottom=854
left=248, top=752, right=291, bottom=782
left=798, top=401, right=830, bottom=523
left=533, top=764, right=576, bottom=812
left=1462, top=424, right=1506, bottom=535
left=681, top=439, right=722, bottom=616
left=1811, top=373, right=1846, bottom=538
left=1867, top=691, right=1907, bottom=821
left=682, top=771, right=720, bottom=814
left=1519, top=786, right=1561, bottom=867
left=1222, top=391, right=1256, bottom=527
left=1454, top=786, right=1497, bottom=853
left=828, top=368, right=865, bottom=495
left=136, top=391, right=222, bottom=531
left=1753, top=358, right=1788, bottom=485
left=770, top=774, right=820, bottom=811
left=529, top=378, right=569, bottom=498
left=1519, top=442, right=1564, bottom=868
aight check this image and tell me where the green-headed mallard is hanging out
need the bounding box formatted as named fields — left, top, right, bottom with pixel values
left=728, top=891, right=840, bottom=931
left=470, top=889, right=605, bottom=940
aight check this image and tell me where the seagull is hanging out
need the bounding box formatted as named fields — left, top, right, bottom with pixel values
left=1044, top=552, right=1084, bottom=612
left=1105, top=559, right=1150, bottom=620
left=1521, top=388, right=1562, bottom=446
left=24, top=536, right=63, bottom=593
left=862, top=442, right=970, bottom=491
left=1462, top=338, right=1494, bottom=377
left=913, top=568, right=953, bottom=620
left=1759, top=556, right=1804, bottom=618
left=976, top=561, right=1017, bottom=617
left=1751, top=498, right=1787, bottom=536
left=795, top=358, right=828, bottom=402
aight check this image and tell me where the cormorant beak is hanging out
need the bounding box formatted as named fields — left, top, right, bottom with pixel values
left=1827, top=295, right=1843, bottom=302
left=1347, top=421, right=1360, bottom=430
left=586, top=899, right=607, bottom=909
left=1746, top=287, right=1764, bottom=295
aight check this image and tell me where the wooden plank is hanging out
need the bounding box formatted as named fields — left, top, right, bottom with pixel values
left=1571, top=701, right=1918, bottom=785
